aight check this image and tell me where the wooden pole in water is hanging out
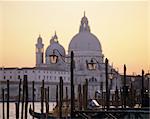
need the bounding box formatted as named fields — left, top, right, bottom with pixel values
left=44, top=88, right=48, bottom=119
left=115, top=86, right=119, bottom=108
left=46, top=87, right=49, bottom=117
left=59, top=77, right=63, bottom=118
left=7, top=80, right=9, bottom=119
left=120, top=88, right=123, bottom=108
left=47, top=86, right=49, bottom=112
left=83, top=84, right=86, bottom=110
left=32, top=81, right=35, bottom=119
left=56, top=85, right=58, bottom=107
left=66, top=86, right=68, bottom=106
left=85, top=79, right=88, bottom=110
left=123, top=65, right=127, bottom=108
left=78, top=84, right=82, bottom=110
left=15, top=102, right=19, bottom=119
left=21, top=78, right=25, bottom=119
left=105, top=58, right=109, bottom=110
left=48, top=86, right=49, bottom=103
left=141, top=70, right=144, bottom=107
left=18, top=78, right=21, bottom=118
left=2, top=88, right=5, bottom=119
left=24, top=75, right=28, bottom=119
left=70, top=51, right=75, bottom=118
left=41, top=80, right=44, bottom=114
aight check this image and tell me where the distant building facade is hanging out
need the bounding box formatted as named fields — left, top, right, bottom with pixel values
left=0, top=14, right=122, bottom=101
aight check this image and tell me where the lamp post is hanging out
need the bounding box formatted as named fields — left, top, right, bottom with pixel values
left=50, top=49, right=75, bottom=117
left=123, top=64, right=128, bottom=108
left=130, top=75, right=135, bottom=108
left=70, top=51, right=75, bottom=117
left=86, top=58, right=112, bottom=110
left=145, top=73, right=150, bottom=92
left=7, top=80, right=9, bottom=119
left=105, top=58, right=109, bottom=110
left=141, top=70, right=144, bottom=107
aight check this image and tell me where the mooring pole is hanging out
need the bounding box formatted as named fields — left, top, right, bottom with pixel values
left=56, top=85, right=58, bottom=107
left=83, top=84, right=86, bottom=110
left=70, top=51, right=75, bottom=118
left=115, top=86, right=119, bottom=108
left=7, top=80, right=9, bottom=119
left=41, top=80, right=44, bottom=114
left=59, top=77, right=63, bottom=118
left=18, top=78, right=21, bottom=119
left=44, top=87, right=49, bottom=119
left=2, top=88, right=5, bottom=119
left=32, top=81, right=35, bottom=119
left=123, top=65, right=127, bottom=108
left=21, top=79, right=25, bottom=119
left=24, top=75, right=28, bottom=119
left=85, top=79, right=88, bottom=110
left=105, top=58, right=109, bottom=110
left=78, top=84, right=82, bottom=110
left=46, top=87, right=49, bottom=116
left=47, top=86, right=49, bottom=113
left=141, top=70, right=144, bottom=107
left=66, top=86, right=68, bottom=102
left=48, top=86, right=49, bottom=103
left=15, top=102, right=19, bottom=119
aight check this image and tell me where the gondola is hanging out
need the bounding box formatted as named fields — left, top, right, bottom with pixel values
left=29, top=105, right=56, bottom=119
left=29, top=104, right=71, bottom=119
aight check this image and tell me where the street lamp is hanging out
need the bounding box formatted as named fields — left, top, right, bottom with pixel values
left=49, top=49, right=75, bottom=117
left=87, top=58, right=115, bottom=90
left=86, top=58, right=115, bottom=109
left=86, top=59, right=97, bottom=70
left=49, top=54, right=58, bottom=64
left=86, top=58, right=103, bottom=70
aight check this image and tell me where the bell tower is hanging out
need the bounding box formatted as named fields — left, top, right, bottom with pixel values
left=36, top=35, right=44, bottom=67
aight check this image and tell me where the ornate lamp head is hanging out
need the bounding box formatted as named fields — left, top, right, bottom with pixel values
left=86, top=59, right=96, bottom=70
left=49, top=50, right=58, bottom=64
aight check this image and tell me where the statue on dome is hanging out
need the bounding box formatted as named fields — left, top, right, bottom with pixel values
left=50, top=31, right=58, bottom=44
left=79, top=12, right=90, bottom=32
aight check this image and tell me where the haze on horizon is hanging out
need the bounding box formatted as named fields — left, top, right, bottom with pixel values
left=0, top=0, right=149, bottom=75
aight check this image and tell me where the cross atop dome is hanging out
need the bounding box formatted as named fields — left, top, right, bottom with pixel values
left=50, top=31, right=58, bottom=44
left=79, top=11, right=91, bottom=32
left=53, top=31, right=58, bottom=40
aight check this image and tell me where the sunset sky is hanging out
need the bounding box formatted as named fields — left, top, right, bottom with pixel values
left=0, top=0, right=149, bottom=75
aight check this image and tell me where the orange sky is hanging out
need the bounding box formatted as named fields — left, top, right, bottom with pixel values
left=0, top=0, right=149, bottom=75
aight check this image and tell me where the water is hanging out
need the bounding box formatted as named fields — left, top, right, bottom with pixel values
left=0, top=102, right=56, bottom=119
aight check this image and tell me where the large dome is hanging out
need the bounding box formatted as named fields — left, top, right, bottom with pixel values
left=68, top=13, right=102, bottom=52
left=69, top=32, right=102, bottom=52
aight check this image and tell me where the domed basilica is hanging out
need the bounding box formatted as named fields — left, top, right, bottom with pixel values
left=35, top=13, right=121, bottom=96
left=0, top=13, right=121, bottom=100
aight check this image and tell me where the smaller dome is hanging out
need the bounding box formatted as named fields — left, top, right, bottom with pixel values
left=45, top=42, right=65, bottom=57
left=45, top=32, right=65, bottom=57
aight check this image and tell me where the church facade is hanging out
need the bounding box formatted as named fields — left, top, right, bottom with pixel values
left=0, top=14, right=121, bottom=101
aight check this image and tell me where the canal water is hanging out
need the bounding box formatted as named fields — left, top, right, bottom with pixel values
left=0, top=102, right=56, bottom=119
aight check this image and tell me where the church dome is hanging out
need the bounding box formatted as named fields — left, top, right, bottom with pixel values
left=45, top=33, right=65, bottom=57
left=68, top=13, right=102, bottom=52
left=69, top=32, right=102, bottom=52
